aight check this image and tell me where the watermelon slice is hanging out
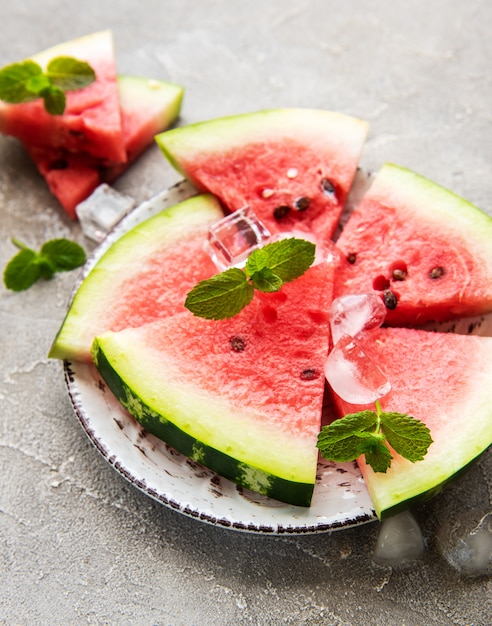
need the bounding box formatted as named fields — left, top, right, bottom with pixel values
left=156, top=109, right=368, bottom=241
left=49, top=194, right=222, bottom=362
left=91, top=262, right=334, bottom=507
left=331, top=326, right=492, bottom=519
left=334, top=163, right=492, bottom=324
left=25, top=74, right=184, bottom=218
left=0, top=30, right=125, bottom=163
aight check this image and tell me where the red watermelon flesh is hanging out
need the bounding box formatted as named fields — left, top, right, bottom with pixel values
left=156, top=109, right=368, bottom=242
left=334, top=163, right=492, bottom=325
left=0, top=30, right=126, bottom=163
left=91, top=261, right=334, bottom=506
left=331, top=326, right=492, bottom=518
left=25, top=75, right=184, bottom=219
left=49, top=194, right=223, bottom=363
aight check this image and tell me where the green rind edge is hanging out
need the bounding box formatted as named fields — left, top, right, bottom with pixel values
left=92, top=340, right=314, bottom=508
left=378, top=448, right=489, bottom=520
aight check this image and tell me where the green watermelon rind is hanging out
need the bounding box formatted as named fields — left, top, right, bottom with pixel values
left=91, top=339, right=315, bottom=507
left=376, top=452, right=487, bottom=520
left=49, top=194, right=223, bottom=362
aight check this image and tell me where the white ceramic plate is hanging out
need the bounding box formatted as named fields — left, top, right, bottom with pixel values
left=64, top=180, right=492, bottom=534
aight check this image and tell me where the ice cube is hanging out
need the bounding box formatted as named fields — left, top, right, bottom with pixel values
left=205, top=206, right=272, bottom=270
left=373, top=510, right=425, bottom=567
left=76, top=184, right=136, bottom=242
left=437, top=511, right=492, bottom=578
left=324, top=334, right=391, bottom=405
left=330, top=293, right=387, bottom=345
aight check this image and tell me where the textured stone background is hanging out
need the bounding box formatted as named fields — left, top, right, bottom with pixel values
left=1, top=1, right=491, bottom=624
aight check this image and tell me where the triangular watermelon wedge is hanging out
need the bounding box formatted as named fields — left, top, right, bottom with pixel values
left=25, top=74, right=184, bottom=218
left=330, top=326, right=492, bottom=519
left=91, top=262, right=334, bottom=507
left=156, top=109, right=368, bottom=241
left=334, top=163, right=492, bottom=324
left=0, top=30, right=126, bottom=163
left=49, top=194, right=222, bottom=362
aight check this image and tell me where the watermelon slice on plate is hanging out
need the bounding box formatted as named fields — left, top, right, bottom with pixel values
left=334, top=163, right=492, bottom=325
left=331, top=326, right=492, bottom=519
left=91, top=261, right=334, bottom=507
left=25, top=74, right=184, bottom=218
left=156, top=108, right=368, bottom=241
left=0, top=30, right=125, bottom=163
left=49, top=191, right=221, bottom=362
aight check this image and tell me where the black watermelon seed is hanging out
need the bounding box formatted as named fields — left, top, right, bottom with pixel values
left=392, top=268, right=407, bottom=281
left=321, top=178, right=335, bottom=195
left=273, top=205, right=291, bottom=220
left=429, top=267, right=445, bottom=279
left=49, top=159, right=68, bottom=170
left=383, top=289, right=398, bottom=310
left=230, top=336, right=246, bottom=352
left=300, top=368, right=320, bottom=381
left=347, top=253, right=357, bottom=265
left=294, top=196, right=311, bottom=211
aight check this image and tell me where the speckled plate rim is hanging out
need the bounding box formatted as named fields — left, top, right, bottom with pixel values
left=63, top=180, right=378, bottom=534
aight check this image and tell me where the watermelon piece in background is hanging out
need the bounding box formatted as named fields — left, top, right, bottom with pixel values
left=156, top=109, right=368, bottom=241
left=0, top=30, right=126, bottom=163
left=331, top=326, right=492, bottom=519
left=49, top=194, right=222, bottom=362
left=91, top=261, right=334, bottom=507
left=334, top=163, right=492, bottom=325
left=25, top=75, right=184, bottom=219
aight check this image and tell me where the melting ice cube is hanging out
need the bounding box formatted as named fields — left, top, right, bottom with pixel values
left=373, top=510, right=425, bottom=567
left=437, top=511, right=492, bottom=577
left=324, top=334, right=391, bottom=405
left=330, top=293, right=387, bottom=345
left=205, top=206, right=272, bottom=270
left=76, top=184, right=136, bottom=242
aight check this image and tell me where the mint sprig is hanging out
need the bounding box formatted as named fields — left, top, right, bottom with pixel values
left=3, top=238, right=86, bottom=291
left=0, top=56, right=96, bottom=115
left=317, top=400, right=432, bottom=473
left=185, top=237, right=315, bottom=320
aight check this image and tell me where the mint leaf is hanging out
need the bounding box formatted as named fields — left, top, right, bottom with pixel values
left=3, top=248, right=41, bottom=291
left=186, top=237, right=316, bottom=320
left=317, top=411, right=378, bottom=461
left=249, top=267, right=283, bottom=293
left=25, top=73, right=51, bottom=95
left=244, top=247, right=270, bottom=276
left=46, top=56, right=96, bottom=91
left=380, top=412, right=433, bottom=462
left=40, top=85, right=66, bottom=115
left=3, top=238, right=86, bottom=291
left=0, top=60, right=43, bottom=103
left=185, top=268, right=254, bottom=320
left=40, top=238, right=87, bottom=271
left=317, top=402, right=432, bottom=473
left=258, top=237, right=315, bottom=283
left=357, top=438, right=393, bottom=473
left=0, top=55, right=95, bottom=114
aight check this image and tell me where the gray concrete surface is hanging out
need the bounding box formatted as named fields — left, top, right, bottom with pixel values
left=1, top=1, right=491, bottom=624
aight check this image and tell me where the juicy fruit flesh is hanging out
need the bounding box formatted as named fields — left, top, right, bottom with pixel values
left=333, top=327, right=492, bottom=518
left=157, top=108, right=369, bottom=241
left=49, top=195, right=222, bottom=362
left=335, top=163, right=492, bottom=324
